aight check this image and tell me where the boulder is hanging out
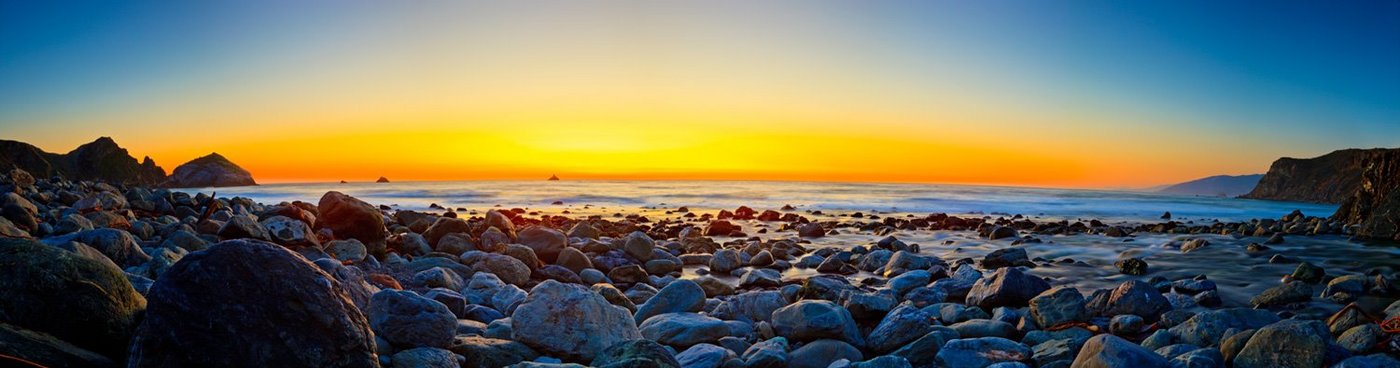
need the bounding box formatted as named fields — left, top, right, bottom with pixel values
left=462, top=251, right=532, bottom=287
left=390, top=347, right=459, bottom=368
left=789, top=339, right=862, bottom=368
left=1233, top=320, right=1329, bottom=368
left=519, top=226, right=567, bottom=263
left=1029, top=287, right=1087, bottom=328
left=127, top=239, right=377, bottom=367
left=1071, top=334, right=1168, bottom=368
left=260, top=215, right=320, bottom=247
left=55, top=228, right=151, bottom=267
left=423, top=217, right=470, bottom=246
left=591, top=339, right=681, bottom=368
left=511, top=280, right=643, bottom=362
left=622, top=231, right=656, bottom=262
left=771, top=300, right=864, bottom=346
left=1166, top=308, right=1280, bottom=347
left=675, top=343, right=737, bottom=368
left=0, top=323, right=118, bottom=368
left=866, top=305, right=933, bottom=353
left=639, top=312, right=731, bottom=348
left=633, top=279, right=705, bottom=324
left=317, top=191, right=387, bottom=256
left=368, top=289, right=457, bottom=348
left=935, top=337, right=1031, bottom=367
left=965, top=267, right=1050, bottom=309
left=709, top=249, right=741, bottom=273
left=0, top=238, right=146, bottom=360
left=447, top=335, right=540, bottom=368
left=1103, top=280, right=1171, bottom=321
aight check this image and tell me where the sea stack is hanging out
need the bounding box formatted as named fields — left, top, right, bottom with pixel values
left=376, top=176, right=390, bottom=183
left=548, top=174, right=560, bottom=181
left=165, top=153, right=255, bottom=188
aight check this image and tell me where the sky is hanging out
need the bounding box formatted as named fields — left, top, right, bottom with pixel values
left=1, top=1, right=1397, bottom=188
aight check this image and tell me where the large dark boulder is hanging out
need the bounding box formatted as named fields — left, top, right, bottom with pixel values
left=318, top=191, right=388, bottom=256
left=0, top=238, right=146, bottom=360
left=511, top=280, right=642, bottom=362
left=165, top=153, right=256, bottom=188
left=0, top=323, right=117, bottom=368
left=127, top=239, right=378, bottom=367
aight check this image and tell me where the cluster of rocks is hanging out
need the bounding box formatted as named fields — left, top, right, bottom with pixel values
left=1, top=172, right=1397, bottom=368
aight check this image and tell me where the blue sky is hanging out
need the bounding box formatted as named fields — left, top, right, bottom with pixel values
left=1, top=1, right=1397, bottom=186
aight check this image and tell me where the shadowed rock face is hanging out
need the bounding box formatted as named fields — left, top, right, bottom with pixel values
left=1332, top=149, right=1400, bottom=240
left=127, top=239, right=378, bottom=368
left=165, top=153, right=256, bottom=188
left=0, top=238, right=146, bottom=361
left=1240, top=149, right=1374, bottom=204
left=0, top=137, right=166, bottom=185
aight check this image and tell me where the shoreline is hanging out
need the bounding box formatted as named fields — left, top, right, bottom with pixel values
left=1, top=175, right=1396, bottom=367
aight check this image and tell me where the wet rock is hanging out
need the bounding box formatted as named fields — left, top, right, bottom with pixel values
left=1250, top=281, right=1312, bottom=308
left=128, top=239, right=376, bottom=367
left=448, top=335, right=539, bottom=368
left=1109, top=314, right=1144, bottom=335
left=634, top=279, right=705, bottom=324
left=0, top=238, right=146, bottom=360
left=622, top=231, right=656, bottom=262
left=462, top=251, right=532, bottom=287
left=987, top=226, right=1018, bottom=240
left=712, top=290, right=787, bottom=323
left=742, top=337, right=789, bottom=367
left=890, top=330, right=949, bottom=367
left=0, top=322, right=119, bottom=367
left=391, top=347, right=459, bottom=368
left=639, top=312, right=730, bottom=348
left=317, top=191, right=387, bottom=256
left=423, top=217, right=470, bottom=246
left=519, top=226, right=567, bottom=263
left=1336, top=323, right=1382, bottom=354
left=511, top=280, right=642, bottom=362
left=965, top=267, right=1051, bottom=309
left=608, top=264, right=650, bottom=284
left=1233, top=319, right=1328, bottom=368
left=260, top=215, right=320, bottom=247
left=367, top=289, right=457, bottom=349
left=591, top=339, right=681, bottom=368
left=485, top=210, right=516, bottom=239
left=1167, top=308, right=1280, bottom=347
left=709, top=249, right=741, bottom=273
left=1103, top=280, right=1171, bottom=321
left=789, top=339, right=862, bottom=368
left=771, top=300, right=865, bottom=346
left=705, top=220, right=739, bottom=236
left=1115, top=257, right=1149, bottom=275
left=1180, top=239, right=1210, bottom=253
left=675, top=343, right=736, bottom=368
left=739, top=268, right=782, bottom=288
left=1332, top=354, right=1400, bottom=368
left=1071, top=334, right=1168, bottom=368
left=54, top=228, right=151, bottom=267
left=867, top=305, right=934, bottom=353
left=694, top=276, right=735, bottom=297
left=556, top=247, right=594, bottom=273
left=1290, top=262, right=1325, bottom=284
left=843, top=292, right=897, bottom=320
left=981, top=248, right=1030, bottom=269
left=1029, top=287, right=1087, bottom=328
left=936, top=337, right=1031, bottom=367
left=327, top=239, right=368, bottom=263
left=1170, top=347, right=1225, bottom=368
left=567, top=222, right=601, bottom=239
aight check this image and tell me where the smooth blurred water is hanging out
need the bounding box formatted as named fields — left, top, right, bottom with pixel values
left=182, top=180, right=1335, bottom=222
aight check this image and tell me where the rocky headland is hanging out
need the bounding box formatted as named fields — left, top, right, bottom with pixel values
left=1, top=137, right=255, bottom=188
left=1241, top=149, right=1379, bottom=204
left=0, top=168, right=1397, bottom=368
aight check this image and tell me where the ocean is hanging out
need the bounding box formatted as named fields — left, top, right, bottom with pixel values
left=179, top=180, right=1337, bottom=223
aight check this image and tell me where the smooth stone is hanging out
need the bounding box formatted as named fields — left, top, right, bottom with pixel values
left=511, top=280, right=643, bottom=362
left=1071, top=334, right=1169, bottom=368
left=771, top=300, right=865, bottom=346
left=368, top=289, right=458, bottom=349
left=1233, top=319, right=1329, bottom=368
left=965, top=267, right=1050, bottom=309
left=634, top=279, right=706, bottom=324
left=789, top=339, right=862, bottom=368
left=935, top=337, right=1031, bottom=368
left=639, top=312, right=731, bottom=348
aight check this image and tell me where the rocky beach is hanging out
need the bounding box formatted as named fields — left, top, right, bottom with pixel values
left=2, top=157, right=1399, bottom=368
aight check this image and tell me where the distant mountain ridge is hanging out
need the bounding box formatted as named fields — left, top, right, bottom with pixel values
left=1156, top=174, right=1262, bottom=197
left=1240, top=149, right=1378, bottom=203
left=0, top=137, right=254, bottom=188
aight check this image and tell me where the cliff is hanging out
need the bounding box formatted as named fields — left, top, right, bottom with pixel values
left=0, top=137, right=166, bottom=186
left=1239, top=149, right=1376, bottom=203
left=1158, top=174, right=1262, bottom=197
left=1331, top=149, right=1400, bottom=241
left=166, top=153, right=257, bottom=188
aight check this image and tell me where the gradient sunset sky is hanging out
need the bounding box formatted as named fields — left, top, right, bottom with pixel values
left=2, top=1, right=1397, bottom=188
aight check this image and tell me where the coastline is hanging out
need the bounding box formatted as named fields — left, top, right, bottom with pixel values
left=1, top=175, right=1396, bottom=367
